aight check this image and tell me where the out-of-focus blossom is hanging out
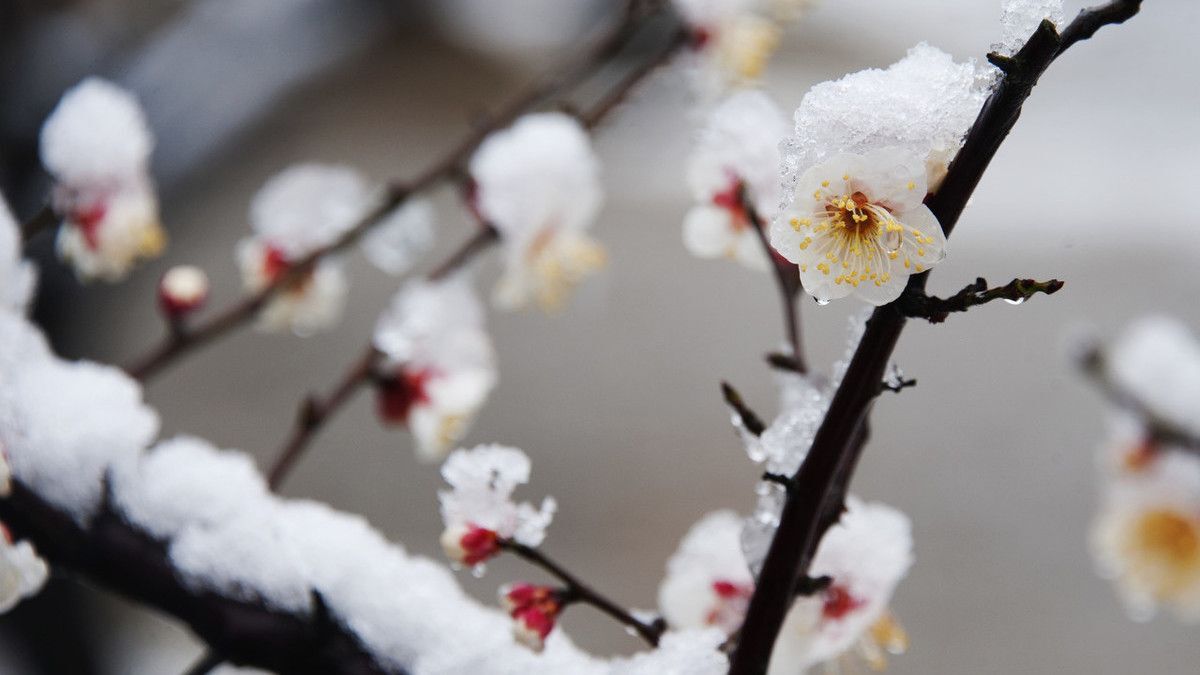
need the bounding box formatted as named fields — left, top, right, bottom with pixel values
left=770, top=148, right=945, bottom=305
left=372, top=277, right=496, bottom=462
left=0, top=198, right=36, bottom=313
left=682, top=91, right=787, bottom=270
left=236, top=164, right=372, bottom=335
left=499, top=582, right=563, bottom=652
left=469, top=113, right=605, bottom=311
left=360, top=198, right=436, bottom=276
left=1106, top=317, right=1200, bottom=440
left=0, top=523, right=48, bottom=615
left=438, top=445, right=556, bottom=567
left=158, top=265, right=209, bottom=319
left=40, top=78, right=165, bottom=281
left=660, top=499, right=912, bottom=673
left=673, top=0, right=815, bottom=95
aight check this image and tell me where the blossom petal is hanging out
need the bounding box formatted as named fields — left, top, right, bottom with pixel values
left=683, top=205, right=736, bottom=259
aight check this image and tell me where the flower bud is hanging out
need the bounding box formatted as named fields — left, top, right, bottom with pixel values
left=439, top=523, right=500, bottom=566
left=159, top=265, right=209, bottom=318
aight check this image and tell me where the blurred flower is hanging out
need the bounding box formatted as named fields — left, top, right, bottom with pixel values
left=372, top=277, right=496, bottom=462
left=360, top=198, right=436, bottom=276
left=237, top=164, right=373, bottom=335
left=438, top=445, right=556, bottom=567
left=770, top=148, right=945, bottom=305
left=0, top=197, right=36, bottom=313
left=158, top=265, right=209, bottom=319
left=469, top=113, right=605, bottom=311
left=659, top=499, right=912, bottom=673
left=499, top=582, right=563, bottom=652
left=1106, top=317, right=1200, bottom=440
left=40, top=78, right=165, bottom=281
left=682, top=91, right=787, bottom=270
left=0, top=523, right=48, bottom=615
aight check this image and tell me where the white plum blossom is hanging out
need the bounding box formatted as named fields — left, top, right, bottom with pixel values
left=1092, top=447, right=1200, bottom=622
left=40, top=78, right=165, bottom=281
left=782, top=43, right=990, bottom=194
left=1106, top=317, right=1200, bottom=440
left=372, top=277, right=497, bottom=462
left=0, top=526, right=49, bottom=615
left=673, top=0, right=814, bottom=96
left=683, top=91, right=788, bottom=270
left=469, top=113, right=606, bottom=311
left=660, top=499, right=912, bottom=673
left=770, top=148, right=945, bottom=305
left=236, top=164, right=373, bottom=335
left=0, top=197, right=36, bottom=312
left=438, top=445, right=556, bottom=566
left=360, top=198, right=436, bottom=275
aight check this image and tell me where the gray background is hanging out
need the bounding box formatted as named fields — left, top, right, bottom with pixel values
left=4, top=0, right=1200, bottom=673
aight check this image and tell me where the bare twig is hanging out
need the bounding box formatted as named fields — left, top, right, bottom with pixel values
left=901, top=276, right=1064, bottom=323
left=729, top=3, right=1144, bottom=672
left=740, top=187, right=806, bottom=373
left=721, top=381, right=767, bottom=436
left=20, top=204, right=57, bottom=243
left=500, top=540, right=665, bottom=647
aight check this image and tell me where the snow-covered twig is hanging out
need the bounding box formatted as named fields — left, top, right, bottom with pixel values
left=728, top=2, right=1144, bottom=672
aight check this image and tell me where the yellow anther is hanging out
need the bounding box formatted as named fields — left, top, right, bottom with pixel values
left=917, top=248, right=925, bottom=257
left=907, top=181, right=916, bottom=191
left=903, top=259, right=911, bottom=269
left=887, top=251, right=899, bottom=260
left=821, top=180, right=830, bottom=188
left=798, top=238, right=811, bottom=250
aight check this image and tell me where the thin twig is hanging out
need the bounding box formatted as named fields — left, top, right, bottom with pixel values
left=722, top=381, right=767, bottom=436
left=901, top=276, right=1064, bottom=323
left=729, top=3, right=1144, bottom=673
left=20, top=204, right=57, bottom=243
left=501, top=540, right=665, bottom=647
left=741, top=187, right=806, bottom=373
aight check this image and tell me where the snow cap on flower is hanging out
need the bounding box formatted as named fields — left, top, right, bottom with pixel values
left=1092, top=448, right=1200, bottom=622
left=41, top=78, right=164, bottom=281
left=659, top=510, right=755, bottom=634
left=360, top=198, right=436, bottom=276
left=783, top=43, right=989, bottom=194
left=771, top=147, right=945, bottom=305
left=0, top=526, right=49, bottom=614
left=373, top=277, right=497, bottom=462
left=158, top=265, right=209, bottom=318
left=469, top=112, right=606, bottom=311
left=683, top=91, right=787, bottom=271
left=996, top=0, right=1066, bottom=56
left=500, top=583, right=563, bottom=652
left=1106, top=317, right=1200, bottom=440
left=439, top=445, right=556, bottom=566
left=0, top=197, right=36, bottom=313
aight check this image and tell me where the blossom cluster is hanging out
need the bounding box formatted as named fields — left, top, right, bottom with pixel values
left=1090, top=317, right=1200, bottom=622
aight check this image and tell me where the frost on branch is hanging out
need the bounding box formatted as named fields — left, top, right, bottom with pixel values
left=40, top=78, right=165, bottom=281
left=659, top=498, right=912, bottom=673
left=0, top=197, right=36, bottom=312
left=996, top=0, right=1066, bottom=56
left=236, top=163, right=374, bottom=335
left=373, top=277, right=497, bottom=462
left=781, top=43, right=990, bottom=196
left=439, top=445, right=556, bottom=567
left=469, top=112, right=606, bottom=312
left=682, top=90, right=787, bottom=270
left=770, top=148, right=946, bottom=305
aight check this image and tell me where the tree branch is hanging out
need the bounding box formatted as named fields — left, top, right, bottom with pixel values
left=0, top=482, right=395, bottom=675
left=740, top=186, right=806, bottom=373
left=728, top=3, right=1143, bottom=673
left=20, top=204, right=57, bottom=243
left=900, top=276, right=1064, bottom=324
left=124, top=2, right=679, bottom=383
left=500, top=540, right=665, bottom=647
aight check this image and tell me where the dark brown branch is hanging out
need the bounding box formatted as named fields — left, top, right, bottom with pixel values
left=125, top=3, right=677, bottom=383
left=500, top=540, right=665, bottom=647
left=266, top=346, right=379, bottom=491
left=901, top=276, right=1064, bottom=323
left=0, top=482, right=394, bottom=675
left=722, top=381, right=767, bottom=436
left=741, top=187, right=806, bottom=373
left=728, top=3, right=1143, bottom=673
left=20, top=204, right=57, bottom=243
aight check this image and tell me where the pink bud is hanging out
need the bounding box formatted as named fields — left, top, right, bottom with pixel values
left=440, top=523, right=500, bottom=565
left=512, top=605, right=558, bottom=653
left=159, top=265, right=209, bottom=318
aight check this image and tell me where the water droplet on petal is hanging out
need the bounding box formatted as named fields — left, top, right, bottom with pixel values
left=816, top=298, right=831, bottom=306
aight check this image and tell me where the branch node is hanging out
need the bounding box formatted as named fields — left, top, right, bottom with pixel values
left=722, top=382, right=766, bottom=436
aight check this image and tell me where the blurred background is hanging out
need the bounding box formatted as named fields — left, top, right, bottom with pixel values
left=2, top=0, right=1199, bottom=673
